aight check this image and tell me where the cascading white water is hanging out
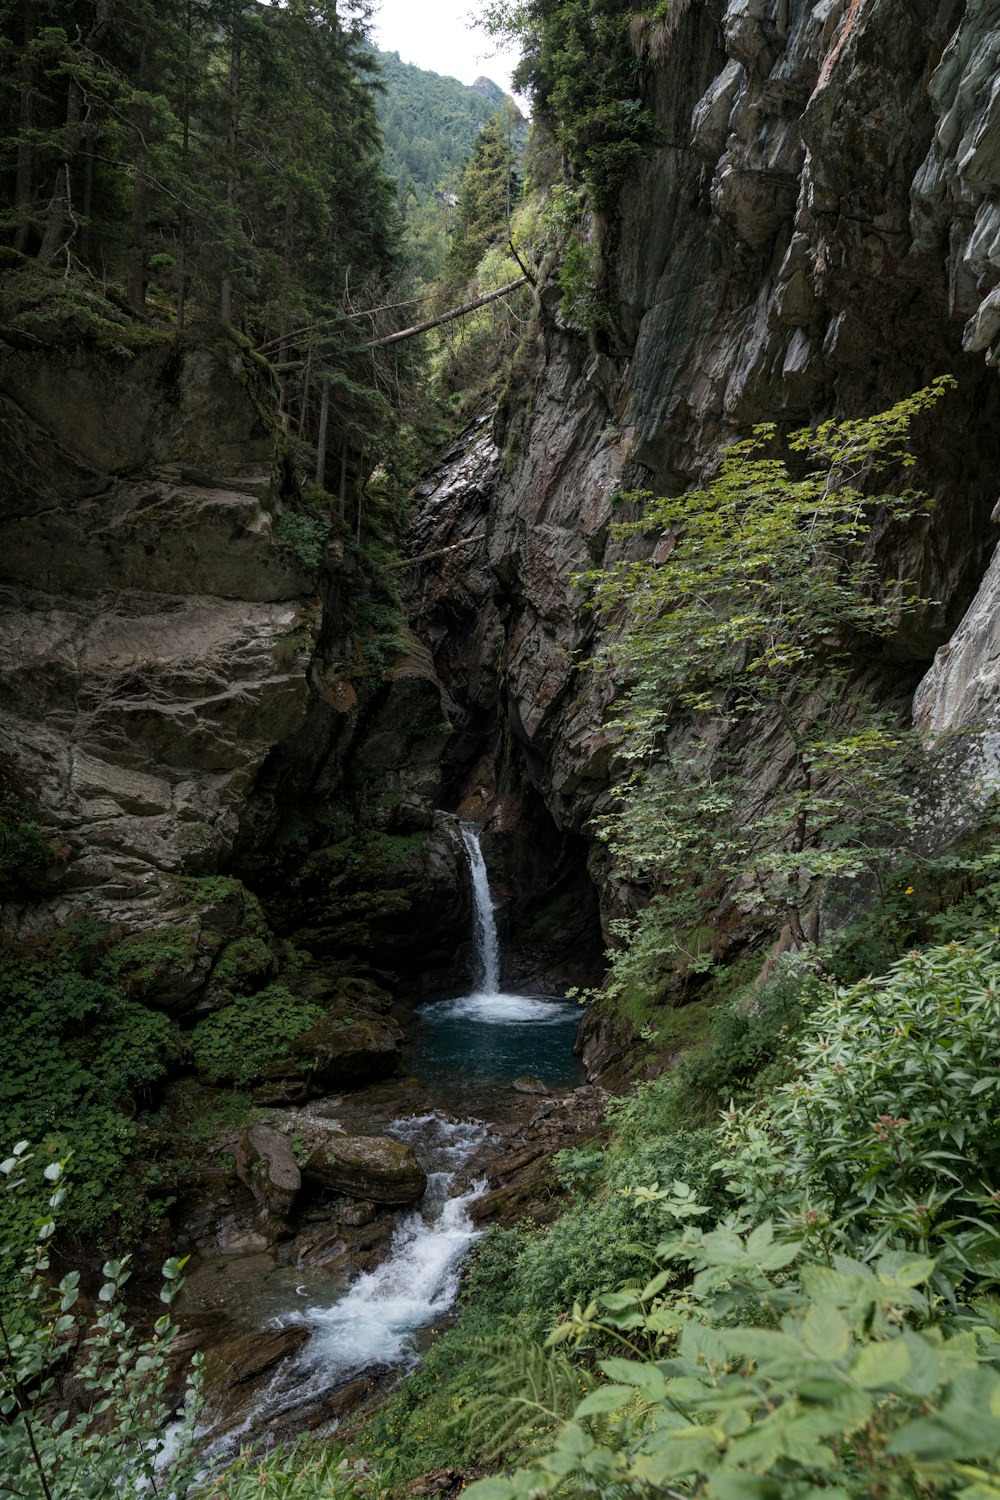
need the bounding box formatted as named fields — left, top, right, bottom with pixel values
left=297, top=1115, right=487, bottom=1377
left=460, top=822, right=500, bottom=994
left=170, top=825, right=583, bottom=1461
left=181, top=1115, right=491, bottom=1458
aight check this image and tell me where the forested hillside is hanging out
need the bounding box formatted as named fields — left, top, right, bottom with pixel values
left=374, top=49, right=523, bottom=283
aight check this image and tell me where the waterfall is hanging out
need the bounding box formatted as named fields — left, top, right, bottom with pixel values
left=460, top=823, right=500, bottom=995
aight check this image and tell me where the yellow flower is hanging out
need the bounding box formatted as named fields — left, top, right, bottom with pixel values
left=905, top=886, right=914, bottom=895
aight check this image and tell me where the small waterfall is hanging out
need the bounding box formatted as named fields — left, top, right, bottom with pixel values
left=460, top=823, right=500, bottom=995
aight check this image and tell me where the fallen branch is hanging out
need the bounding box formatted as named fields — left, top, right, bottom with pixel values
left=389, top=533, right=486, bottom=570
left=363, top=278, right=529, bottom=350
left=268, top=278, right=531, bottom=372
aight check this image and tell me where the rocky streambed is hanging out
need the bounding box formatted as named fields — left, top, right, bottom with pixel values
left=166, top=1021, right=607, bottom=1451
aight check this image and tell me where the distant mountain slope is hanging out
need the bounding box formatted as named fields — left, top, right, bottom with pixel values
left=375, top=50, right=510, bottom=200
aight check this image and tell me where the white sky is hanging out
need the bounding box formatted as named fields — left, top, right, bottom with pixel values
left=371, top=0, right=525, bottom=101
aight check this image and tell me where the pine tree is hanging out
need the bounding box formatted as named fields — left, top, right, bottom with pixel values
left=445, top=107, right=520, bottom=286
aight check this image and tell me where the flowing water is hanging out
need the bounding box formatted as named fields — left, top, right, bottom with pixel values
left=181, top=825, right=585, bottom=1452
left=408, top=824, right=584, bottom=1091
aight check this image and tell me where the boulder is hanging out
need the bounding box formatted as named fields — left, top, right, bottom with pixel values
left=258, top=1014, right=401, bottom=1094
left=235, top=1125, right=301, bottom=1224
left=210, top=1325, right=309, bottom=1387
left=512, top=1075, right=549, bottom=1095
left=303, top=1134, right=426, bottom=1205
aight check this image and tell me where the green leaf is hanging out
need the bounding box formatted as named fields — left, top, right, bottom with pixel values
left=801, top=1302, right=850, bottom=1361
left=598, top=1358, right=667, bottom=1401
left=850, top=1337, right=911, bottom=1389
left=575, top=1385, right=634, bottom=1417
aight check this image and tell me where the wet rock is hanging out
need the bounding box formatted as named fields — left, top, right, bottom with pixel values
left=403, top=1471, right=477, bottom=1497
left=303, top=1133, right=427, bottom=1205
left=235, top=1125, right=301, bottom=1228
left=258, top=1363, right=396, bottom=1439
left=512, top=1075, right=549, bottom=1095
left=201, top=1324, right=310, bottom=1435
left=467, top=1085, right=608, bottom=1226
left=342, top=1198, right=378, bottom=1226
left=257, top=1014, right=401, bottom=1095
left=209, top=1324, right=309, bottom=1387
left=295, top=1227, right=351, bottom=1272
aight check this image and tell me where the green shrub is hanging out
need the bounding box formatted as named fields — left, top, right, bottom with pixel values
left=468, top=1222, right=1000, bottom=1500
left=0, top=1146, right=201, bottom=1498
left=275, top=511, right=332, bottom=571
left=723, top=939, right=1000, bottom=1271
left=188, top=984, right=323, bottom=1085
left=679, top=959, right=826, bottom=1105
left=0, top=794, right=57, bottom=894
left=0, top=957, right=174, bottom=1237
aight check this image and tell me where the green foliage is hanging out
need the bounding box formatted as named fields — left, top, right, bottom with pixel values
left=275, top=511, right=333, bottom=571
left=723, top=939, right=1000, bottom=1272
left=197, top=1441, right=374, bottom=1500
left=188, top=984, right=323, bottom=1086
left=445, top=110, right=521, bottom=286
left=461, top=934, right=1000, bottom=1500
left=0, top=1148, right=202, bottom=1499
left=679, top=959, right=826, bottom=1106
left=375, top=50, right=522, bottom=285
left=0, top=263, right=161, bottom=357
left=0, top=793, right=57, bottom=895
left=581, top=380, right=955, bottom=1003
left=0, top=954, right=174, bottom=1238
left=471, top=1229, right=1000, bottom=1500
left=481, top=0, right=654, bottom=209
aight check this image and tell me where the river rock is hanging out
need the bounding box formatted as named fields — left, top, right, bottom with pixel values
left=342, top=1197, right=377, bottom=1226
left=235, top=1125, right=301, bottom=1227
left=210, top=1324, right=309, bottom=1386
left=303, top=1134, right=426, bottom=1205
left=512, top=1075, right=549, bottom=1095
left=201, top=1324, right=311, bottom=1435
left=254, top=1014, right=401, bottom=1098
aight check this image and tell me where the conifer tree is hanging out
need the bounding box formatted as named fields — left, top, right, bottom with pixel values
left=445, top=108, right=520, bottom=286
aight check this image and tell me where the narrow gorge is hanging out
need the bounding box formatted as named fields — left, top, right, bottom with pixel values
left=5, top=0, right=1000, bottom=1495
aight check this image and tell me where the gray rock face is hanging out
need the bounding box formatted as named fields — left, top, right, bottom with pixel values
left=303, top=1133, right=427, bottom=1205
left=0, top=339, right=320, bottom=940
left=235, top=1124, right=302, bottom=1228
left=406, top=0, right=1000, bottom=958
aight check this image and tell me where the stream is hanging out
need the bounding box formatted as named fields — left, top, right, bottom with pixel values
left=181, top=824, right=585, bottom=1453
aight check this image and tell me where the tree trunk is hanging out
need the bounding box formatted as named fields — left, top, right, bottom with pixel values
left=175, top=0, right=193, bottom=338
left=364, top=277, right=529, bottom=349
left=37, top=0, right=111, bottom=266
left=13, top=0, right=36, bottom=254
left=79, top=130, right=94, bottom=259
left=315, top=381, right=330, bottom=488
left=220, top=6, right=242, bottom=323
left=126, top=42, right=149, bottom=313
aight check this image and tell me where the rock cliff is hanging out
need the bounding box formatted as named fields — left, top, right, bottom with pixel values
left=407, top=0, right=1000, bottom=973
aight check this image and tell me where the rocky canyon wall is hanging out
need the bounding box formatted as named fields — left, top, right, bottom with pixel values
left=410, top=0, right=1000, bottom=968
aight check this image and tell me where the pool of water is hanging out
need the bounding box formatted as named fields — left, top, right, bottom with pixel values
left=407, top=988, right=585, bottom=1089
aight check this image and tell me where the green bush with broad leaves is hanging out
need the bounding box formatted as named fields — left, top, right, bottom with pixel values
left=579, top=380, right=956, bottom=1006
left=468, top=1219, right=1000, bottom=1500
left=188, top=983, right=323, bottom=1086
left=0, top=958, right=174, bottom=1238
left=720, top=938, right=1000, bottom=1277
left=0, top=1145, right=202, bottom=1499
left=461, top=935, right=1000, bottom=1500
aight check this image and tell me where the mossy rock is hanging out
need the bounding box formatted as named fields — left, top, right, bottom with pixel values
left=303, top=1133, right=426, bottom=1204
left=103, top=922, right=209, bottom=1010
left=261, top=1013, right=401, bottom=1093
left=205, top=934, right=276, bottom=1005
